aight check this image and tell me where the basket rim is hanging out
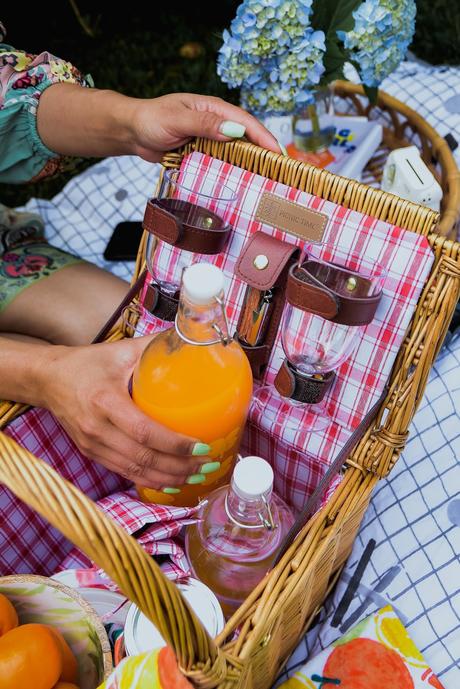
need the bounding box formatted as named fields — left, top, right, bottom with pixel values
left=0, top=573, right=113, bottom=680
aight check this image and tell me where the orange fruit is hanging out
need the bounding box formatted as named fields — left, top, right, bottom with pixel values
left=0, top=594, right=18, bottom=637
left=52, top=684, right=79, bottom=689
left=47, top=626, right=78, bottom=683
left=0, top=623, right=62, bottom=689
left=158, top=646, right=194, bottom=689
left=323, top=638, right=414, bottom=689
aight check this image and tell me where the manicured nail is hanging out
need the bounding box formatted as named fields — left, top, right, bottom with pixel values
left=192, top=443, right=211, bottom=456
left=163, top=487, right=181, bottom=494
left=186, top=474, right=206, bottom=485
left=200, top=461, right=221, bottom=474
left=277, top=140, right=288, bottom=156
left=219, top=121, right=246, bottom=138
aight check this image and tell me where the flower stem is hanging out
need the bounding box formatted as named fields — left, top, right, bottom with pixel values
left=307, top=103, right=322, bottom=151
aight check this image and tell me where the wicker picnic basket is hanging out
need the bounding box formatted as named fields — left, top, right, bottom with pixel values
left=1, top=128, right=460, bottom=689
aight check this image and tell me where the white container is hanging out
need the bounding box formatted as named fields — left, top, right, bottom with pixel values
left=124, top=577, right=225, bottom=655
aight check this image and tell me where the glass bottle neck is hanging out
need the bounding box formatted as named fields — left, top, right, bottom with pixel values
left=175, top=294, right=229, bottom=345
left=225, top=485, right=273, bottom=529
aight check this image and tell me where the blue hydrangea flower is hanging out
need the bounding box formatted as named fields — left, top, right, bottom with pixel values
left=338, top=0, right=416, bottom=87
left=217, top=0, right=326, bottom=116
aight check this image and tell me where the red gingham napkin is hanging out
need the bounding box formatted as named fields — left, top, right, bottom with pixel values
left=2, top=408, right=196, bottom=577
left=2, top=408, right=128, bottom=575
left=142, top=151, right=434, bottom=510
left=60, top=488, right=197, bottom=580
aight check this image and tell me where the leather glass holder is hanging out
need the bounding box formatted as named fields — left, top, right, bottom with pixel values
left=142, top=198, right=232, bottom=321
left=274, top=257, right=383, bottom=403
left=274, top=360, right=336, bottom=404
left=235, top=231, right=300, bottom=379
left=143, top=283, right=179, bottom=322
left=143, top=198, right=231, bottom=254
left=286, top=259, right=382, bottom=327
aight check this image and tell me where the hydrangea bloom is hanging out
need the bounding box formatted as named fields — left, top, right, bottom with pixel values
left=217, top=0, right=326, bottom=116
left=337, top=0, right=416, bottom=87
left=218, top=0, right=416, bottom=115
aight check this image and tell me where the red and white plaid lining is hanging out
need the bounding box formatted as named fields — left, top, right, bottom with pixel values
left=141, top=151, right=434, bottom=509
left=2, top=409, right=195, bottom=578
left=2, top=408, right=129, bottom=575
left=60, top=488, right=196, bottom=580
left=2, top=151, right=435, bottom=570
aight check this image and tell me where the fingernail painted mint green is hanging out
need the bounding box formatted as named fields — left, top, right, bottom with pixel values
left=187, top=474, right=206, bottom=484
left=163, top=487, right=181, bottom=494
left=220, top=121, right=246, bottom=138
left=277, top=140, right=288, bottom=156
left=200, top=461, right=221, bottom=474
left=192, top=443, right=211, bottom=456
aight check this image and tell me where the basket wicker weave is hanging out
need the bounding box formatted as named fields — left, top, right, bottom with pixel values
left=0, top=130, right=460, bottom=689
left=334, top=81, right=460, bottom=239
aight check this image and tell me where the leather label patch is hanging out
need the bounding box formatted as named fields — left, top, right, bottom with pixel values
left=255, top=192, right=327, bottom=243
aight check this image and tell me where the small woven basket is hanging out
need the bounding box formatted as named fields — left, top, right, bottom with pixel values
left=1, top=86, right=460, bottom=689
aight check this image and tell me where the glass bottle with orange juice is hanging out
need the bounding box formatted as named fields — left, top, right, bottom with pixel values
left=132, top=263, right=253, bottom=507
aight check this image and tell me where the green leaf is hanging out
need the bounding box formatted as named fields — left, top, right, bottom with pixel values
left=363, top=84, right=379, bottom=105
left=312, top=0, right=364, bottom=37
left=321, top=39, right=347, bottom=82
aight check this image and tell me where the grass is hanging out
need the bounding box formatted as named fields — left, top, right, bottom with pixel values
left=1, top=0, right=459, bottom=207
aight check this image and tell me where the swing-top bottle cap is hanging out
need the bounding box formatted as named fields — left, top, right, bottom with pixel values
left=182, top=263, right=224, bottom=305
left=232, top=456, right=274, bottom=500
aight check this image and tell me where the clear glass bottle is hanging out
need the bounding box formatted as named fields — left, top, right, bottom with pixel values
left=185, top=456, right=294, bottom=617
left=132, top=263, right=253, bottom=507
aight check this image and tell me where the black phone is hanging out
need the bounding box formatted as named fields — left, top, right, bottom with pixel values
left=103, top=221, right=144, bottom=261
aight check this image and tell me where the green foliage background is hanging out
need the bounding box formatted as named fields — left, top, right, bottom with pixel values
left=1, top=0, right=459, bottom=207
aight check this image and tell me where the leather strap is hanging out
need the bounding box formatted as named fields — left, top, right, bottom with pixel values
left=286, top=261, right=382, bottom=326
left=144, top=283, right=179, bottom=322
left=236, top=340, right=271, bottom=379
left=143, top=199, right=231, bottom=255
left=274, top=359, right=336, bottom=404
left=272, top=384, right=389, bottom=567
left=235, top=232, right=300, bottom=379
left=92, top=269, right=148, bottom=344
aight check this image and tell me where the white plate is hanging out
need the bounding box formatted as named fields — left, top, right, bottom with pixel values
left=51, top=571, right=129, bottom=626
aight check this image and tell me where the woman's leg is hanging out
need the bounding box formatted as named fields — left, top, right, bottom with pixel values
left=0, top=260, right=128, bottom=345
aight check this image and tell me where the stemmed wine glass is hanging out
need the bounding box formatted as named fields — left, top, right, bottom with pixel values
left=145, top=168, right=238, bottom=320
left=253, top=243, right=387, bottom=432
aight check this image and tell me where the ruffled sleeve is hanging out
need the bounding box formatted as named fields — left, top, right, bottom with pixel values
left=0, top=37, right=92, bottom=184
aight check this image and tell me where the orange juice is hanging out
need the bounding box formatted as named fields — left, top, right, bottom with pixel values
left=132, top=263, right=253, bottom=506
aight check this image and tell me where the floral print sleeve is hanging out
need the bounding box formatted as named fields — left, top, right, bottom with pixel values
left=0, top=22, right=93, bottom=183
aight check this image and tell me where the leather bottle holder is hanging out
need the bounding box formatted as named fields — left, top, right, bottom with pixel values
left=274, top=259, right=383, bottom=403
left=142, top=198, right=232, bottom=321
left=235, top=231, right=300, bottom=379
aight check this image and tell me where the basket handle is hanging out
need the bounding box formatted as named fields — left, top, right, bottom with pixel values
left=0, top=431, right=227, bottom=687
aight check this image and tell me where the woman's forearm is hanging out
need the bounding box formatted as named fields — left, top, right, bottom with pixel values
left=36, top=83, right=137, bottom=158
left=0, top=337, right=62, bottom=407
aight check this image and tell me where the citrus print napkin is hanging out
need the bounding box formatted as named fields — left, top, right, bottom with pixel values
left=278, top=606, right=444, bottom=689
left=98, top=646, right=193, bottom=689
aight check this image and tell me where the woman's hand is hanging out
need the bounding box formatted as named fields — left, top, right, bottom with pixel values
left=129, top=92, right=282, bottom=162
left=37, top=85, right=283, bottom=160
left=37, top=337, right=209, bottom=488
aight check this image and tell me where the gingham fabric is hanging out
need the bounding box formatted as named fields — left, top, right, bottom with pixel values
left=60, top=488, right=196, bottom=580
left=1, top=408, right=129, bottom=575
left=276, top=330, right=460, bottom=688
left=1, top=408, right=195, bottom=577
left=139, top=151, right=434, bottom=510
